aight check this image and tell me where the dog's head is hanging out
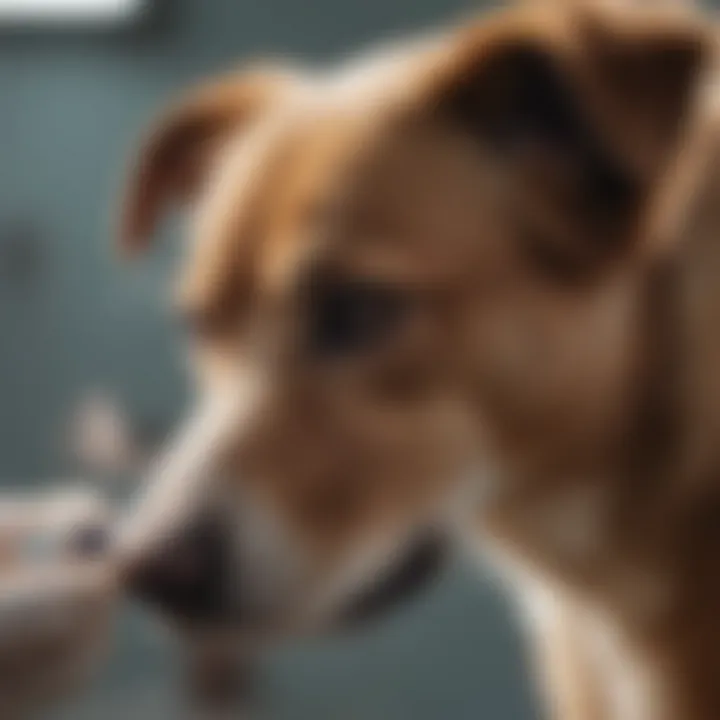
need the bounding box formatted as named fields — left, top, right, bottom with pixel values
left=117, top=2, right=711, bottom=637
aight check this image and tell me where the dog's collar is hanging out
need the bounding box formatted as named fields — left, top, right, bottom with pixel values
left=334, top=532, right=447, bottom=627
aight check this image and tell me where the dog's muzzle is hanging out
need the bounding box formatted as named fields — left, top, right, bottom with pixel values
left=120, top=379, right=449, bottom=628
left=125, top=517, right=447, bottom=628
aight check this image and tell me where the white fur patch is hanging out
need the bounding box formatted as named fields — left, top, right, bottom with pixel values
left=481, top=540, right=668, bottom=720
left=231, top=489, right=304, bottom=616
left=582, top=607, right=666, bottom=720
left=119, top=371, right=263, bottom=562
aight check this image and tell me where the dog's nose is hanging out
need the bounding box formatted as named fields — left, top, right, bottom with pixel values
left=124, top=517, right=231, bottom=623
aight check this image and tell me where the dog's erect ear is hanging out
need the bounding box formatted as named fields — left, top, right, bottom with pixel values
left=428, top=3, right=711, bottom=275
left=119, top=68, right=294, bottom=257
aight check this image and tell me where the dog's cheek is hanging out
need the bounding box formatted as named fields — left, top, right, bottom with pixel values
left=220, top=359, right=470, bottom=608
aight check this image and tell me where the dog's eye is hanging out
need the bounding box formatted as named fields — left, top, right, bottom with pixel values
left=306, top=278, right=403, bottom=358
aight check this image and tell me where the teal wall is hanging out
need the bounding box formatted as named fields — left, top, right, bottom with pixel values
left=1, top=1, right=537, bottom=718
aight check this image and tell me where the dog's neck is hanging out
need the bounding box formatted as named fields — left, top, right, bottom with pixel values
left=473, top=83, right=720, bottom=720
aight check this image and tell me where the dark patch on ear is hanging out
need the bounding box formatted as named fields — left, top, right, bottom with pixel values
left=444, top=45, right=582, bottom=150
left=579, top=14, right=708, bottom=174
left=592, top=29, right=704, bottom=111
left=442, top=41, right=640, bottom=249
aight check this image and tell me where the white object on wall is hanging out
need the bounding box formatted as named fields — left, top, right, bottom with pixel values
left=0, top=0, right=143, bottom=22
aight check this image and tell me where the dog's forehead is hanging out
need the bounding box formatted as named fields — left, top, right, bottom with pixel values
left=178, top=98, right=367, bottom=316
left=177, top=28, right=516, bottom=325
left=179, top=45, right=452, bottom=315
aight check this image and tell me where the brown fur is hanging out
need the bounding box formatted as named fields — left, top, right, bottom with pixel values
left=119, top=1, right=720, bottom=717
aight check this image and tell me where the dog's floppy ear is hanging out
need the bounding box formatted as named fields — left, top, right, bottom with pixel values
left=428, top=3, right=711, bottom=275
left=119, top=68, right=293, bottom=257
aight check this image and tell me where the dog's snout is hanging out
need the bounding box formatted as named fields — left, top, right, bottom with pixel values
left=125, top=517, right=231, bottom=623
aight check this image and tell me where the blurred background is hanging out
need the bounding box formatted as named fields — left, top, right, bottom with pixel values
left=1, top=1, right=535, bottom=717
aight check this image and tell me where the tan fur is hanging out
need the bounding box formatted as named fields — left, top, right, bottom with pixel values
left=119, top=2, right=720, bottom=718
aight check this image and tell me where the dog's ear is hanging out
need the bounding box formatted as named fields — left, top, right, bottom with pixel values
left=119, top=68, right=293, bottom=257
left=428, top=3, right=711, bottom=276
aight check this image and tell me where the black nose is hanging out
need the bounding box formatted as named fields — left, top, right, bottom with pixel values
left=126, top=517, right=231, bottom=623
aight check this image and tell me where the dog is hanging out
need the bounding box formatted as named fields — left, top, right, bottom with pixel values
left=116, top=0, right=720, bottom=717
